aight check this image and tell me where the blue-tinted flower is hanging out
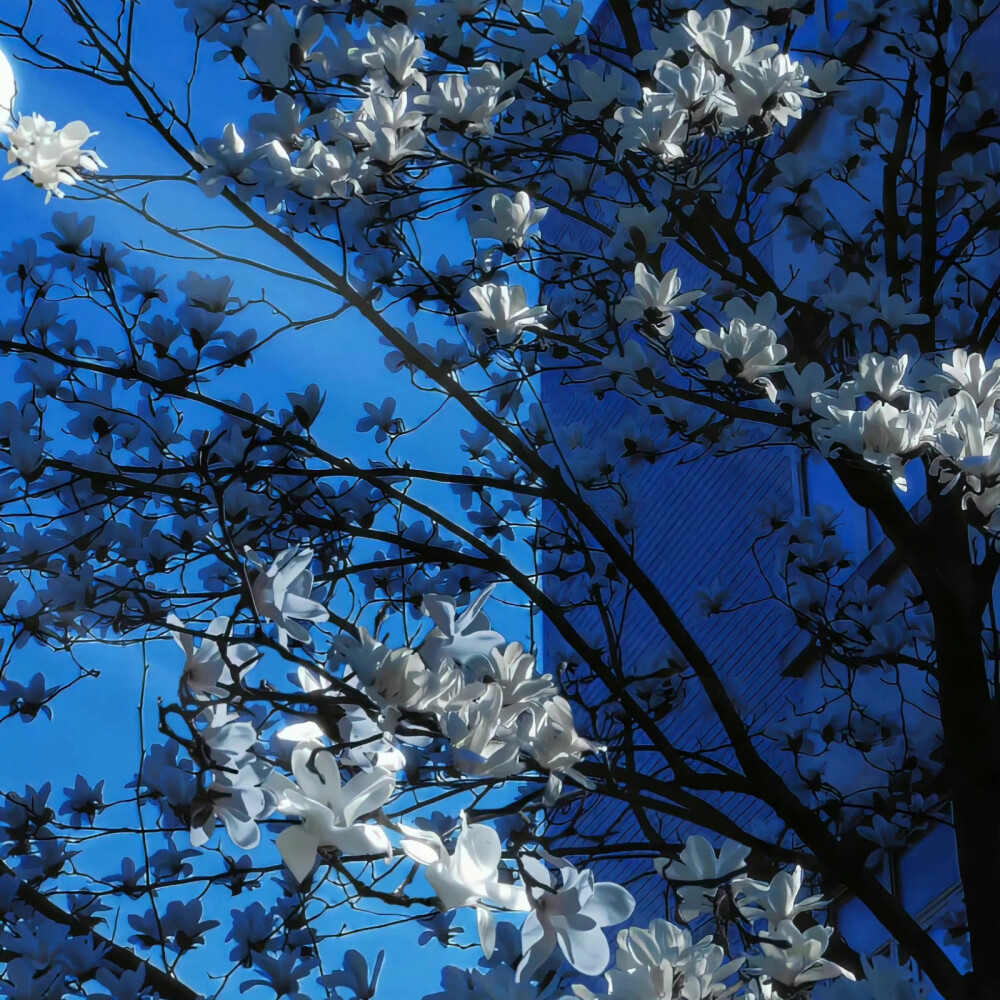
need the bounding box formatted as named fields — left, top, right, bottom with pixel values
left=59, top=776, right=104, bottom=827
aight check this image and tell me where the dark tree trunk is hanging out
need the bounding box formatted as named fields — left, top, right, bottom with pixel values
left=927, top=594, right=1000, bottom=1000
left=910, top=499, right=1000, bottom=1000
left=833, top=463, right=1000, bottom=999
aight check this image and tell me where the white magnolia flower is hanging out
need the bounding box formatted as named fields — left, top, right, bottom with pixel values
left=362, top=23, right=426, bottom=91
left=420, top=586, right=504, bottom=668
left=733, top=866, right=826, bottom=928
left=190, top=706, right=276, bottom=850
left=400, top=820, right=528, bottom=957
left=243, top=4, right=324, bottom=89
left=353, top=90, right=424, bottom=135
left=933, top=348, right=1000, bottom=408
left=366, top=646, right=441, bottom=713
left=753, top=920, right=855, bottom=988
left=696, top=318, right=788, bottom=399
left=193, top=124, right=289, bottom=199
left=274, top=742, right=394, bottom=882
left=802, top=57, right=848, bottom=94
left=575, top=918, right=744, bottom=1000
left=616, top=263, right=702, bottom=337
left=458, top=284, right=548, bottom=347
left=613, top=203, right=671, bottom=259
left=520, top=696, right=601, bottom=795
left=655, top=55, right=734, bottom=126
left=414, top=63, right=518, bottom=135
left=366, top=649, right=467, bottom=735
left=246, top=547, right=329, bottom=646
left=932, top=390, right=1000, bottom=511
left=199, top=704, right=260, bottom=770
left=852, top=352, right=911, bottom=401
left=348, top=91, right=428, bottom=165
left=731, top=53, right=817, bottom=130
left=654, top=836, right=749, bottom=922
left=292, top=136, right=365, bottom=200
left=683, top=8, right=754, bottom=76
left=568, top=60, right=627, bottom=120
left=445, top=688, right=524, bottom=779
left=337, top=707, right=406, bottom=773
left=518, top=855, right=635, bottom=981
left=191, top=766, right=277, bottom=852
left=3, top=114, right=105, bottom=202
left=780, top=362, right=835, bottom=416
left=168, top=615, right=258, bottom=699
left=194, top=124, right=257, bottom=196
left=814, top=396, right=936, bottom=488
left=278, top=697, right=407, bottom=775
left=0, top=46, right=15, bottom=124
left=615, top=92, right=688, bottom=164
left=871, top=285, right=929, bottom=329
left=487, top=642, right=558, bottom=723
left=468, top=192, right=547, bottom=253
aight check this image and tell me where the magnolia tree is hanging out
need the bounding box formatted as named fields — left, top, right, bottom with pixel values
left=0, top=0, right=995, bottom=998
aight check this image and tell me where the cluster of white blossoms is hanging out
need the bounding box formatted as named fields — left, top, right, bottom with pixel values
left=457, top=191, right=552, bottom=345
left=639, top=837, right=855, bottom=997
left=188, top=6, right=836, bottom=217
left=811, top=349, right=1000, bottom=521
left=172, top=549, right=626, bottom=976
left=288, top=584, right=601, bottom=799
left=184, top=5, right=841, bottom=353
left=168, top=546, right=872, bottom=997
left=574, top=919, right=744, bottom=1000
left=615, top=8, right=832, bottom=164
left=193, top=18, right=521, bottom=206
left=639, top=270, right=1000, bottom=528
left=0, top=48, right=105, bottom=202
left=189, top=704, right=282, bottom=851
left=3, top=115, right=105, bottom=203
left=397, top=823, right=636, bottom=975
left=165, top=550, right=335, bottom=851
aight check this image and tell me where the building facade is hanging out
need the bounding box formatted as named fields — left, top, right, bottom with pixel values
left=538, top=0, right=988, bottom=980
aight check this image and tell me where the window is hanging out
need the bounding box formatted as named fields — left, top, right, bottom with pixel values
left=796, top=452, right=926, bottom=564
left=798, top=451, right=879, bottom=560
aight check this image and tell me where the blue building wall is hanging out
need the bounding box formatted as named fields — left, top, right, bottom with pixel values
left=539, top=0, right=974, bottom=970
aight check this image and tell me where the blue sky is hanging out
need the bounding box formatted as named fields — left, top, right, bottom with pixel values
left=0, top=8, right=511, bottom=997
